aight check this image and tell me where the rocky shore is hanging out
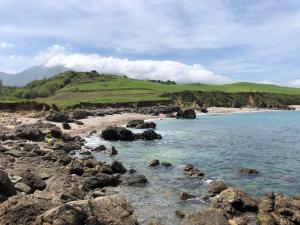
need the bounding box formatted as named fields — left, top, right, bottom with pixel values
left=0, top=106, right=299, bottom=225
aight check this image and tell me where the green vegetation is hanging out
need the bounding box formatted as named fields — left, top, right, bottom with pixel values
left=1, top=70, right=300, bottom=108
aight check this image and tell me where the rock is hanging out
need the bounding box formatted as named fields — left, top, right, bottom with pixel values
left=148, top=219, right=164, bottom=225
left=82, top=173, right=121, bottom=190
left=161, top=162, right=172, bottom=167
left=35, top=195, right=139, bottom=225
left=92, top=145, right=107, bottom=152
left=101, top=126, right=135, bottom=141
left=211, top=187, right=258, bottom=218
left=22, top=169, right=47, bottom=191
left=129, top=169, right=136, bottom=174
left=83, top=159, right=98, bottom=168
left=238, top=167, right=259, bottom=176
left=180, top=209, right=230, bottom=225
left=51, top=151, right=72, bottom=166
left=175, top=210, right=186, bottom=218
left=229, top=213, right=258, bottom=225
left=46, top=112, right=73, bottom=123
left=126, top=120, right=144, bottom=128
left=110, top=146, right=118, bottom=156
left=71, top=110, right=93, bottom=120
left=0, top=169, right=16, bottom=202
left=201, top=107, right=208, bottom=113
left=111, top=161, right=127, bottom=174
left=15, top=182, right=32, bottom=194
left=136, top=129, right=162, bottom=140
left=76, top=120, right=84, bottom=125
left=69, top=160, right=84, bottom=176
left=208, top=180, right=229, bottom=195
left=136, top=122, right=157, bottom=129
left=180, top=192, right=196, bottom=200
left=121, top=175, right=148, bottom=186
left=176, top=109, right=196, bottom=119
left=15, top=125, right=45, bottom=141
left=63, top=122, right=72, bottom=130
left=183, top=164, right=204, bottom=178
left=149, top=159, right=160, bottom=167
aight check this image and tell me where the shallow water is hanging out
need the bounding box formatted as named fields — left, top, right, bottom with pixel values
left=85, top=111, right=300, bottom=224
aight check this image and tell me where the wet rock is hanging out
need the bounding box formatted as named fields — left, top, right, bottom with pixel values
left=121, top=175, right=148, bottom=186
left=126, top=120, right=144, bottom=128
left=208, top=180, right=229, bottom=195
left=180, top=192, right=196, bottom=200
left=201, top=107, right=208, bottom=113
left=35, top=195, right=138, bottom=225
left=180, top=209, right=229, bottom=225
left=111, top=160, right=127, bottom=174
left=0, top=169, right=17, bottom=202
left=109, top=146, right=118, bottom=156
left=149, top=159, right=160, bottom=167
left=136, top=122, right=157, bottom=129
left=22, top=169, right=47, bottom=191
left=69, top=160, right=84, bottom=176
left=129, top=169, right=136, bottom=174
left=63, top=122, right=72, bottom=130
left=238, top=167, right=259, bottom=176
left=183, top=164, right=204, bottom=178
left=92, top=145, right=107, bottom=152
left=211, top=187, right=258, bottom=218
left=101, top=126, right=135, bottom=141
left=161, top=162, right=172, bottom=167
left=176, top=109, right=196, bottom=119
left=82, top=173, right=121, bottom=190
left=83, top=159, right=98, bottom=168
left=136, top=129, right=162, bottom=140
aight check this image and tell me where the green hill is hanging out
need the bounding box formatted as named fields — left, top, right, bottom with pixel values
left=2, top=71, right=300, bottom=108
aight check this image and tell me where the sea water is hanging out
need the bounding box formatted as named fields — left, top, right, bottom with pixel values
left=85, top=111, right=300, bottom=224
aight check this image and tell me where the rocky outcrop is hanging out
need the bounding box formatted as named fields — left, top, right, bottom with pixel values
left=136, top=122, right=157, bottom=129
left=121, top=175, right=148, bottom=186
left=82, top=173, right=121, bottom=190
left=180, top=209, right=229, bottom=225
left=183, top=164, right=204, bottom=178
left=101, top=126, right=135, bottom=141
left=208, top=180, right=229, bottom=195
left=238, top=167, right=260, bottom=176
left=0, top=169, right=17, bottom=202
left=111, top=160, right=127, bottom=174
left=35, top=195, right=138, bottom=225
left=176, top=109, right=196, bottom=119
left=136, top=129, right=162, bottom=140
left=46, top=112, right=74, bottom=123
left=15, top=125, right=45, bottom=141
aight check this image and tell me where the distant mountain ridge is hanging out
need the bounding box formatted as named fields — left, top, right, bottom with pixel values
left=0, top=66, right=67, bottom=86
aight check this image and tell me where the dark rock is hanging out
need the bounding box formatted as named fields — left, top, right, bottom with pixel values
left=46, top=112, right=74, bottom=123
left=201, top=107, right=208, bottom=113
left=71, top=110, right=93, bottom=120
left=92, top=145, right=106, bottom=152
left=15, top=125, right=45, bottom=141
left=121, top=175, right=148, bottom=186
left=180, top=209, right=229, bottom=225
left=208, top=180, right=229, bottom=195
left=69, top=160, right=84, bottom=176
left=180, top=192, right=196, bottom=200
left=175, top=210, right=186, bottom=218
left=126, top=120, right=144, bottom=128
left=136, top=122, right=157, bottom=129
left=238, top=167, right=259, bottom=176
left=52, top=151, right=72, bottom=166
left=161, top=162, right=172, bottom=167
left=149, top=159, right=160, bottom=167
left=129, top=169, right=136, bottom=174
left=183, top=164, right=204, bottom=177
left=82, top=173, right=121, bottom=190
left=136, top=129, right=162, bottom=140
left=111, top=160, right=127, bottom=174
left=63, top=122, right=72, bottom=130
left=110, top=146, right=118, bottom=155
left=0, top=169, right=17, bottom=202
left=176, top=109, right=196, bottom=119
left=22, top=170, right=46, bottom=191
left=83, top=159, right=97, bottom=168
left=101, top=126, right=135, bottom=141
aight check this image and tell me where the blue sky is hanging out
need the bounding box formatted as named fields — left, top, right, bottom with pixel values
left=0, top=0, right=300, bottom=85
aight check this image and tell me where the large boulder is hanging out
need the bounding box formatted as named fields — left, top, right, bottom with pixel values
left=35, top=195, right=139, bottom=225
left=211, top=187, right=258, bottom=218
left=22, top=169, right=46, bottom=192
left=180, top=209, right=229, bottom=225
left=208, top=180, right=229, bottom=195
left=101, top=126, right=135, bottom=141
left=136, top=129, right=162, bottom=140
left=15, top=125, right=45, bottom=141
left=46, top=112, right=74, bottom=123
left=69, top=160, right=84, bottom=176
left=176, top=109, right=196, bottom=119
left=82, top=173, right=121, bottom=190
left=111, top=160, right=127, bottom=174
left=0, top=170, right=16, bottom=202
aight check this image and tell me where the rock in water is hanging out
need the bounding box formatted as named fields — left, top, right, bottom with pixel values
left=149, top=159, right=160, bottom=167
left=180, top=209, right=229, bottom=225
left=121, top=175, right=148, bottom=186
left=126, top=120, right=144, bottom=128
left=183, top=164, right=204, bottom=177
left=176, top=109, right=196, bottom=119
left=82, top=173, right=120, bottom=190
left=208, top=180, right=229, bottom=195
left=238, top=167, right=260, bottom=176
left=101, top=126, right=135, bottom=141
left=136, top=122, right=157, bottom=129
left=180, top=192, right=196, bottom=200
left=111, top=160, right=127, bottom=174
left=0, top=169, right=16, bottom=202
left=136, top=129, right=162, bottom=140
left=35, top=195, right=139, bottom=225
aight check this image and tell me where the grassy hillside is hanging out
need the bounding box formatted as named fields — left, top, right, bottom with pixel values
left=2, top=70, right=300, bottom=108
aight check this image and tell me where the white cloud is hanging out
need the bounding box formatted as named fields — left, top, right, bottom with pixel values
left=41, top=45, right=230, bottom=84
left=287, top=79, right=300, bottom=87
left=0, top=42, right=13, bottom=49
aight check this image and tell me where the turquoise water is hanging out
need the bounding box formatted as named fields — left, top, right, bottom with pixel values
left=85, top=111, right=300, bottom=224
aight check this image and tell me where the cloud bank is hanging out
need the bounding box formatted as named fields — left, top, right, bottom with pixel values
left=287, top=79, right=300, bottom=87
left=0, top=42, right=13, bottom=49
left=40, top=46, right=230, bottom=84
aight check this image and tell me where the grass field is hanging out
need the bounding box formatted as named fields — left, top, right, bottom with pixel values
left=2, top=71, right=300, bottom=108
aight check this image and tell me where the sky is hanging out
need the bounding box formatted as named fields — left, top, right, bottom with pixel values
left=0, top=0, right=300, bottom=86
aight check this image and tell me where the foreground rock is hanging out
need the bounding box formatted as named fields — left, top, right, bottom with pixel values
left=180, top=209, right=229, bottom=225
left=0, top=169, right=16, bottom=202
left=101, top=126, right=135, bottom=141
left=82, top=173, right=121, bottom=190
left=176, top=109, right=196, bottom=119
left=22, top=169, right=47, bottom=192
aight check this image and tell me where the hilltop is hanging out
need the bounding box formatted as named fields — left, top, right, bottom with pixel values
left=1, top=70, right=300, bottom=109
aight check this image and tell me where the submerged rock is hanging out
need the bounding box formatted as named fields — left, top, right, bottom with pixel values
left=180, top=209, right=229, bottom=225
left=238, top=167, right=260, bottom=176
left=149, top=159, right=160, bottom=167
left=180, top=192, right=196, bottom=201
left=121, top=175, right=148, bottom=186
left=183, top=164, right=204, bottom=178
left=176, top=109, right=196, bottom=119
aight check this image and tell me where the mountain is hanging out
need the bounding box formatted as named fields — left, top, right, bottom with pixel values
left=0, top=66, right=67, bottom=86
